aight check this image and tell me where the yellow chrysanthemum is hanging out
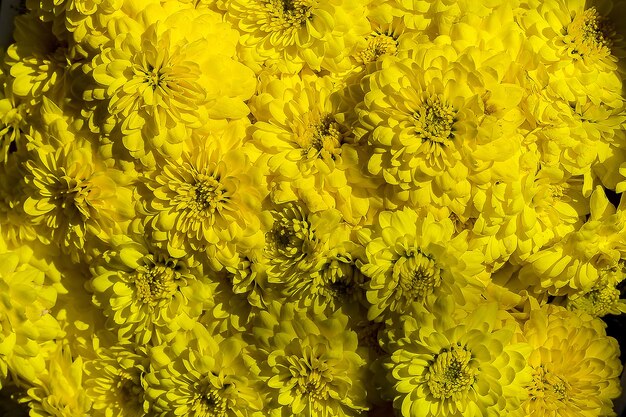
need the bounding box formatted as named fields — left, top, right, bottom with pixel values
left=84, top=343, right=150, bottom=417
left=89, top=235, right=213, bottom=344
left=140, top=121, right=265, bottom=264
left=82, top=6, right=255, bottom=163
left=517, top=0, right=626, bottom=107
left=0, top=250, right=62, bottom=388
left=250, top=302, right=369, bottom=416
left=225, top=0, right=370, bottom=73
left=357, top=208, right=486, bottom=321
left=4, top=14, right=73, bottom=106
left=262, top=203, right=355, bottom=305
left=519, top=187, right=626, bottom=296
left=22, top=344, right=92, bottom=417
left=385, top=301, right=532, bottom=417
left=22, top=139, right=134, bottom=262
left=355, top=47, right=482, bottom=214
left=145, top=326, right=264, bottom=417
left=565, top=261, right=626, bottom=317
left=250, top=71, right=379, bottom=225
left=521, top=304, right=623, bottom=416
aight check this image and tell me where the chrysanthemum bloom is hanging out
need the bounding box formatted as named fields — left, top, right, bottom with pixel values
left=357, top=208, right=486, bottom=321
left=355, top=46, right=484, bottom=214
left=84, top=343, right=150, bottom=417
left=521, top=304, right=623, bottom=416
left=0, top=251, right=62, bottom=388
left=22, top=345, right=92, bottom=417
left=517, top=0, right=626, bottom=107
left=250, top=72, right=379, bottom=225
left=89, top=236, right=212, bottom=344
left=385, top=301, right=532, bottom=417
left=141, top=120, right=265, bottom=264
left=4, top=14, right=74, bottom=106
left=224, top=0, right=370, bottom=73
left=250, top=302, right=369, bottom=416
left=82, top=7, right=255, bottom=162
left=262, top=203, right=353, bottom=301
left=22, top=139, right=134, bottom=262
left=565, top=260, right=626, bottom=317
left=519, top=187, right=626, bottom=296
left=145, top=326, right=265, bottom=417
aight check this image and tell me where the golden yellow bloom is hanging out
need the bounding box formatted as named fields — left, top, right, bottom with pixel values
left=522, top=304, right=623, bottom=417
left=22, top=139, right=134, bottom=262
left=225, top=0, right=370, bottom=73
left=89, top=235, right=213, bottom=344
left=250, top=72, right=379, bottom=225
left=566, top=260, right=626, bottom=317
left=23, top=344, right=92, bottom=417
left=82, top=7, right=255, bottom=162
left=84, top=343, right=150, bottom=417
left=141, top=121, right=265, bottom=264
left=145, top=326, right=265, bottom=416
left=4, top=14, right=72, bottom=106
left=0, top=250, right=62, bottom=388
left=357, top=208, right=486, bottom=321
left=385, top=301, right=532, bottom=417
left=251, top=302, right=369, bottom=416
left=517, top=0, right=625, bottom=107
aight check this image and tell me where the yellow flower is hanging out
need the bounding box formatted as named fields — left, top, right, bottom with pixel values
left=225, top=0, right=370, bottom=73
left=141, top=120, right=265, bottom=264
left=355, top=48, right=480, bottom=214
left=23, top=344, right=92, bottom=417
left=385, top=301, right=532, bottom=417
left=22, top=140, right=134, bottom=262
left=262, top=203, right=354, bottom=305
left=89, top=235, right=213, bottom=344
left=82, top=7, right=255, bottom=162
left=519, top=187, right=626, bottom=296
left=250, top=72, right=379, bottom=225
left=517, top=0, right=625, bottom=107
left=84, top=343, right=150, bottom=417
left=251, top=302, right=369, bottom=416
left=565, top=261, right=626, bottom=317
left=0, top=250, right=62, bottom=388
left=145, top=326, right=265, bottom=417
left=357, top=208, right=486, bottom=321
left=4, top=14, right=72, bottom=106
left=521, top=304, right=623, bottom=416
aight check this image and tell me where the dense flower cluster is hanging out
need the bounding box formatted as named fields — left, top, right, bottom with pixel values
left=0, top=0, right=625, bottom=415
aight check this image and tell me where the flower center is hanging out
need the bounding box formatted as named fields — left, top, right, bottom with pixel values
left=191, top=389, right=228, bottom=417
left=567, top=266, right=624, bottom=317
left=298, top=114, right=345, bottom=162
left=356, top=32, right=398, bottom=64
left=143, top=64, right=167, bottom=91
left=193, top=175, right=229, bottom=213
left=527, top=366, right=570, bottom=402
left=291, top=355, right=331, bottom=402
left=566, top=8, right=614, bottom=58
left=266, top=0, right=314, bottom=29
left=427, top=345, right=477, bottom=399
left=395, top=250, right=442, bottom=301
left=266, top=207, right=313, bottom=262
left=54, top=175, right=93, bottom=221
left=414, top=95, right=457, bottom=145
left=134, top=261, right=179, bottom=304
